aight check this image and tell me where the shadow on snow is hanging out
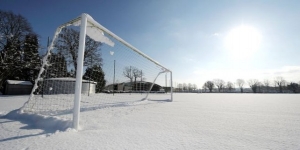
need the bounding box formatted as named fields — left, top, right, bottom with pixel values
left=0, top=98, right=171, bottom=142
left=0, top=109, right=72, bottom=142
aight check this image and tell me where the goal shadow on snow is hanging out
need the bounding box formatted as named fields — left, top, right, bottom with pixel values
left=0, top=109, right=72, bottom=141
left=36, top=98, right=172, bottom=117
left=0, top=98, right=171, bottom=142
left=79, top=98, right=171, bottom=113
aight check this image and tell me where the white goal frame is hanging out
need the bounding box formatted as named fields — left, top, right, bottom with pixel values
left=36, top=13, right=173, bottom=130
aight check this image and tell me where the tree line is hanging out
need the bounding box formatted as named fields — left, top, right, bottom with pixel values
left=0, top=10, right=40, bottom=92
left=202, top=77, right=300, bottom=93
left=174, top=83, right=198, bottom=92
left=0, top=10, right=106, bottom=93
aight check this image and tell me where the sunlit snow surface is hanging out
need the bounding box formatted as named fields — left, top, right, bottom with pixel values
left=1, top=94, right=300, bottom=149
left=21, top=93, right=171, bottom=120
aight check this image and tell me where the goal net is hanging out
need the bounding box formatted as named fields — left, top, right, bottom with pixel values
left=21, top=13, right=172, bottom=129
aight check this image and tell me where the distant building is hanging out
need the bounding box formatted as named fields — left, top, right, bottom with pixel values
left=42, top=78, right=97, bottom=94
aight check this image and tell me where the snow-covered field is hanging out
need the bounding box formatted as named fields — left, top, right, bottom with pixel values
left=1, top=93, right=300, bottom=149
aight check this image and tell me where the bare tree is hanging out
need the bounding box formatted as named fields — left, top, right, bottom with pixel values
left=183, top=83, right=187, bottom=91
left=178, top=83, right=183, bottom=92
left=0, top=10, right=37, bottom=92
left=132, top=67, right=142, bottom=90
left=122, top=66, right=144, bottom=91
left=188, top=83, right=193, bottom=92
left=257, top=82, right=263, bottom=93
left=248, top=79, right=259, bottom=93
left=202, top=84, right=207, bottom=92
left=263, top=79, right=270, bottom=93
left=193, top=84, right=197, bottom=92
left=123, top=66, right=133, bottom=83
left=236, top=79, right=245, bottom=93
left=226, top=81, right=234, bottom=92
left=204, top=81, right=214, bottom=92
left=274, top=76, right=286, bottom=93
left=0, top=10, right=33, bottom=51
left=214, top=79, right=225, bottom=92
left=55, top=28, right=102, bottom=75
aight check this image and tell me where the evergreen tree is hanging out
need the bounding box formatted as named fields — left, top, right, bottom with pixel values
left=83, top=65, right=106, bottom=93
left=0, top=10, right=36, bottom=92
left=0, top=39, right=23, bottom=93
left=287, top=82, right=299, bottom=93
left=22, top=34, right=41, bottom=82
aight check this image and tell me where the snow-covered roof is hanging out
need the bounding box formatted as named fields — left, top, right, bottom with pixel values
left=46, top=77, right=77, bottom=81
left=6, top=80, right=33, bottom=85
left=45, top=78, right=97, bottom=84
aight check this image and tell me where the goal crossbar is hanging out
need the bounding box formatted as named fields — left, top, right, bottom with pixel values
left=56, top=13, right=171, bottom=73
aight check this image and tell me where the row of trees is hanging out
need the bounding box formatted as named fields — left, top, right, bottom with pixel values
left=0, top=10, right=41, bottom=92
left=175, top=83, right=198, bottom=92
left=203, top=77, right=300, bottom=93
left=1, top=10, right=174, bottom=94
left=0, top=10, right=106, bottom=93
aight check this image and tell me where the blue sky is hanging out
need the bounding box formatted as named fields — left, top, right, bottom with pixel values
left=1, top=0, right=300, bottom=87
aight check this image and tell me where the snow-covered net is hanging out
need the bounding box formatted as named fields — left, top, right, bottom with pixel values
left=21, top=14, right=172, bottom=120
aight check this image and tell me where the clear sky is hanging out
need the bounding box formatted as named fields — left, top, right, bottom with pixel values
left=1, top=0, right=300, bottom=88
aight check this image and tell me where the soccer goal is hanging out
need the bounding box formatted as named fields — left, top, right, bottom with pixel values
left=21, top=13, right=173, bottom=130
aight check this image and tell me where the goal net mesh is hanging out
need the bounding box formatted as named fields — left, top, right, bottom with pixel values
left=21, top=14, right=172, bottom=120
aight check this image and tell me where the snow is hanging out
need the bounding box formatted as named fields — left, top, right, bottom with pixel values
left=64, top=14, right=115, bottom=47
left=1, top=94, right=300, bottom=149
left=6, top=80, right=32, bottom=85
left=86, top=25, right=115, bottom=47
left=45, top=77, right=78, bottom=81
left=45, top=77, right=97, bottom=83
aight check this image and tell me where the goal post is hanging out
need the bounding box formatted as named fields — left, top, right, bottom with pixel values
left=21, top=13, right=173, bottom=130
left=73, top=13, right=87, bottom=130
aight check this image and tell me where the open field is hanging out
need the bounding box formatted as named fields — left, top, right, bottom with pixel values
left=1, top=93, right=300, bottom=149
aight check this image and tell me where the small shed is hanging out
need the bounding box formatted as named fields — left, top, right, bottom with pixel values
left=5, top=80, right=33, bottom=95
left=42, top=78, right=97, bottom=94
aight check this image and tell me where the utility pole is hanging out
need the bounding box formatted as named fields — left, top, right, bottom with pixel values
left=42, top=37, right=50, bottom=98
